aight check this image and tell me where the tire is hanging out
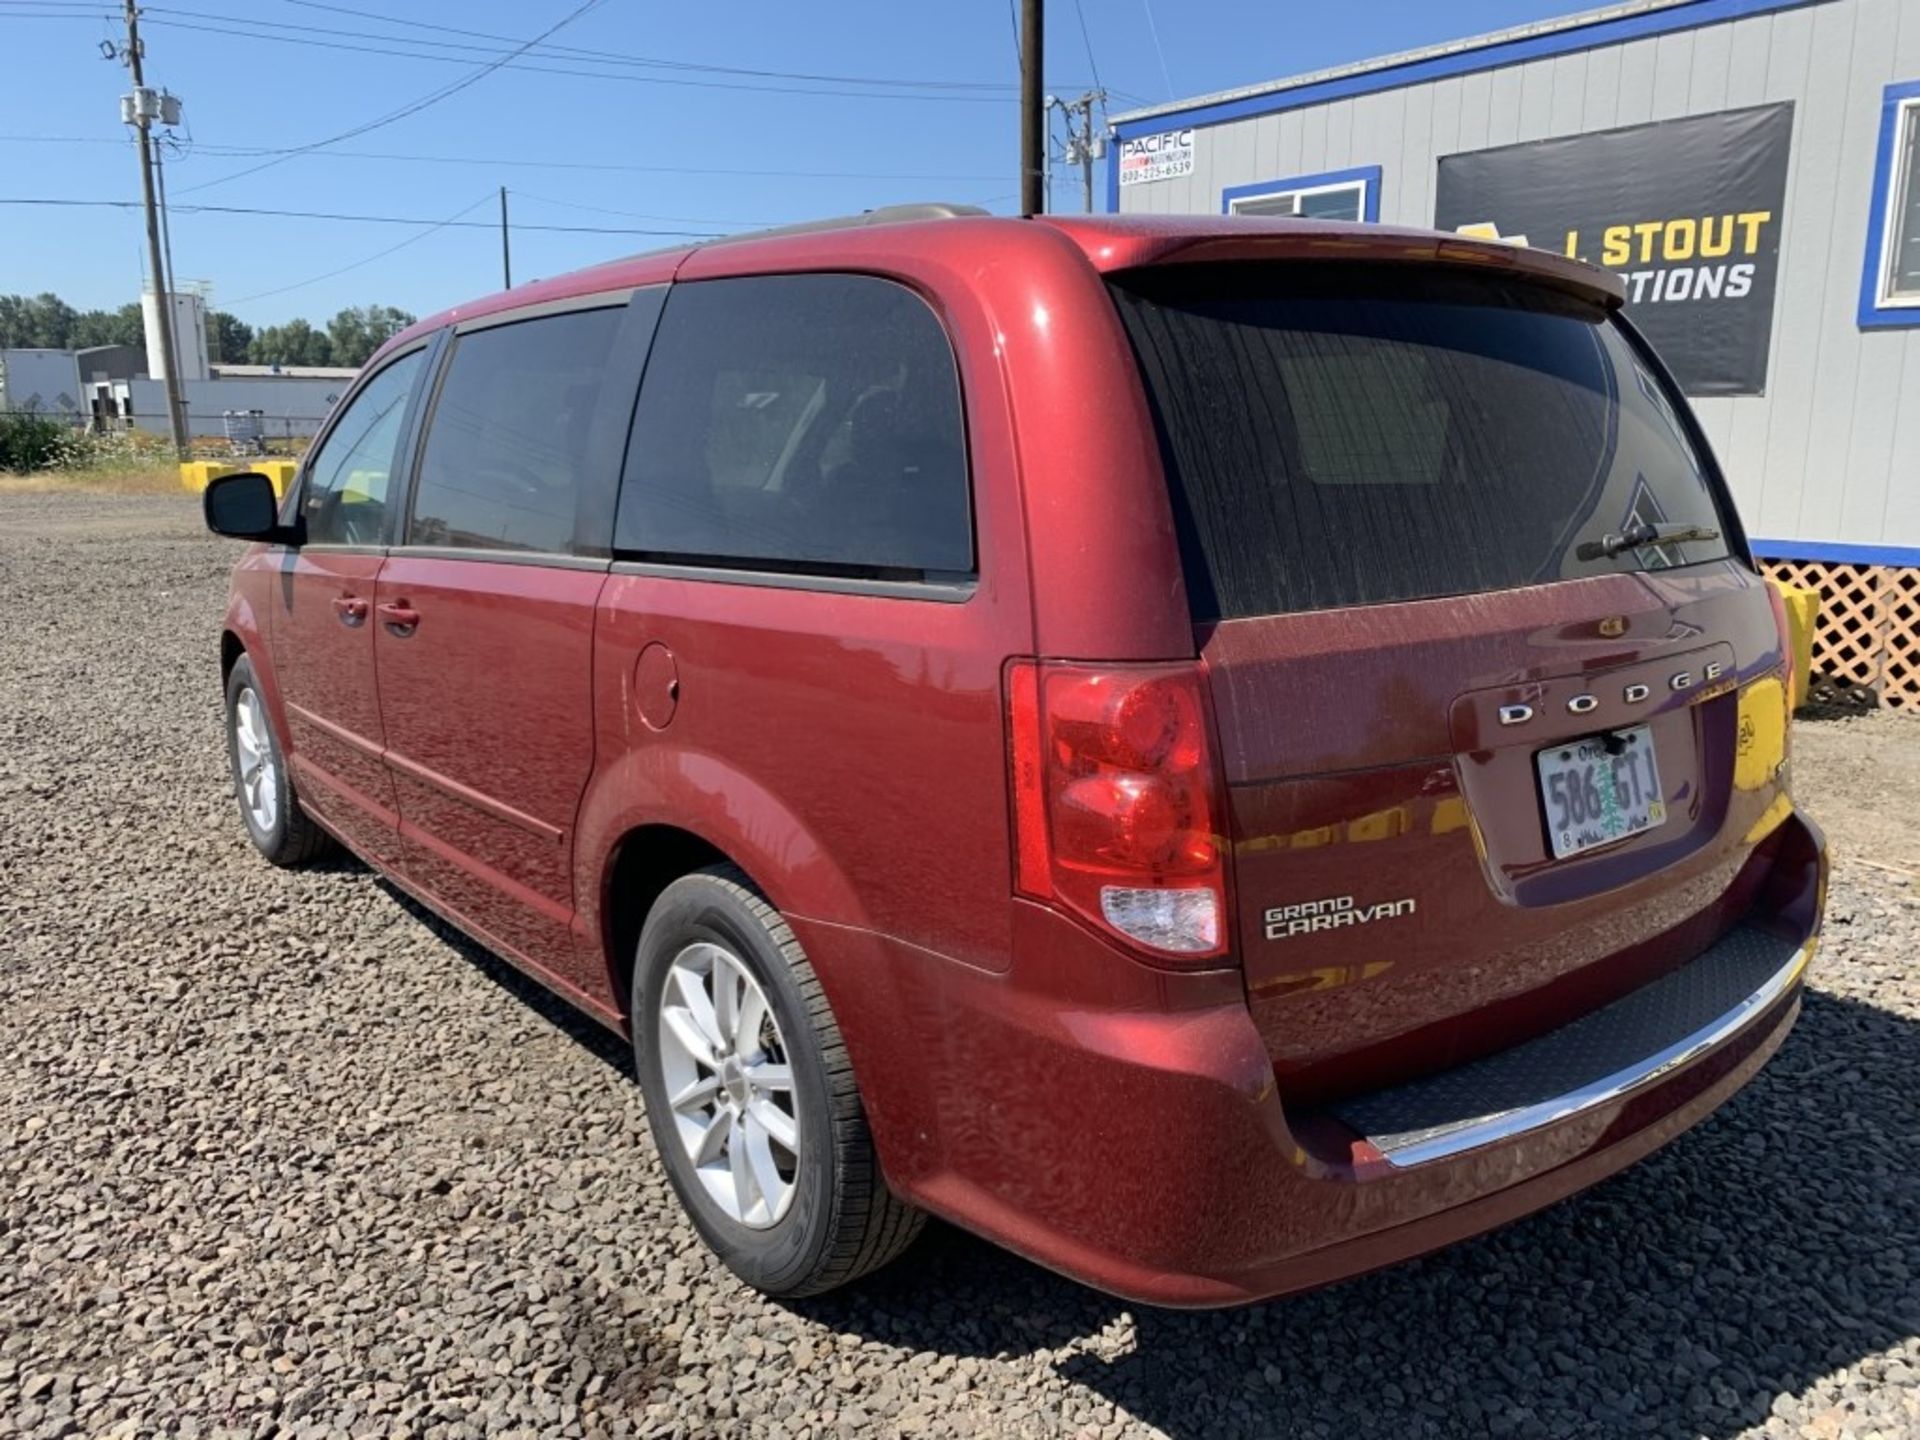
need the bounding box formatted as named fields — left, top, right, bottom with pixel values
left=633, top=864, right=924, bottom=1298
left=223, top=655, right=332, bottom=867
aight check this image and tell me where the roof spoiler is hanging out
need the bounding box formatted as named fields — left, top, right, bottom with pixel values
left=1048, top=217, right=1627, bottom=309
left=1148, top=232, right=1628, bottom=308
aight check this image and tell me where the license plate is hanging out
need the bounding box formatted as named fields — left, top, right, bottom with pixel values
left=1535, top=726, right=1666, bottom=859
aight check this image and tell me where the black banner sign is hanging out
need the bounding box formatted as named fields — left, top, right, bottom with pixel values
left=1435, top=103, right=1794, bottom=396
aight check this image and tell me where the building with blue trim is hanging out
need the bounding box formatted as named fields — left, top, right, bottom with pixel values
left=1109, top=0, right=1920, bottom=581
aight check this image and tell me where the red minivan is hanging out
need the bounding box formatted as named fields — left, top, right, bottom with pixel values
left=204, top=206, right=1825, bottom=1307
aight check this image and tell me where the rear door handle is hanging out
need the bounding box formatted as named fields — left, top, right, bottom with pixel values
left=332, top=595, right=369, bottom=626
left=377, top=601, right=421, bottom=636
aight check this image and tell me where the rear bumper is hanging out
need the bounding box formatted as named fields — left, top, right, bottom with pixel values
left=1325, top=921, right=1809, bottom=1169
left=795, top=810, right=1826, bottom=1308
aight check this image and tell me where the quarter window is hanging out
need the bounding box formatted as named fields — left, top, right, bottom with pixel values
left=409, top=305, right=626, bottom=555
left=300, top=348, right=424, bottom=547
left=615, top=274, right=972, bottom=578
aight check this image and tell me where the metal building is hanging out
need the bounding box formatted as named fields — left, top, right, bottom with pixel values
left=94, top=371, right=355, bottom=443
left=0, top=349, right=85, bottom=418
left=1110, top=0, right=1920, bottom=702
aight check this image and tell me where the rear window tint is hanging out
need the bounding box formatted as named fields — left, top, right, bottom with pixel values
left=615, top=274, right=972, bottom=578
left=1110, top=264, right=1734, bottom=621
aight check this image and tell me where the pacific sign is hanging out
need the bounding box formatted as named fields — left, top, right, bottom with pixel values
left=1120, top=128, right=1195, bottom=187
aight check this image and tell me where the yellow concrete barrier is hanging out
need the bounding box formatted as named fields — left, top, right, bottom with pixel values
left=1766, top=578, right=1819, bottom=711
left=178, top=460, right=243, bottom=493
left=179, top=459, right=298, bottom=497
left=256, top=460, right=297, bottom=496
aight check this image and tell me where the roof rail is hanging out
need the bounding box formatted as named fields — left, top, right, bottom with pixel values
left=707, top=202, right=993, bottom=247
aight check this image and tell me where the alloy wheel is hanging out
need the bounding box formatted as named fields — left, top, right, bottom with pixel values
left=655, top=941, right=800, bottom=1228
left=232, top=686, right=279, bottom=834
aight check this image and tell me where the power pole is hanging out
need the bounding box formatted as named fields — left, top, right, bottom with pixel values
left=1019, top=0, right=1044, bottom=215
left=499, top=186, right=512, bottom=288
left=1049, top=91, right=1107, bottom=213
left=120, top=1, right=188, bottom=458
left=153, top=139, right=182, bottom=383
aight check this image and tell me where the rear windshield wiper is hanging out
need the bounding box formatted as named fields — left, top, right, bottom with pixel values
left=1576, top=522, right=1721, bottom=562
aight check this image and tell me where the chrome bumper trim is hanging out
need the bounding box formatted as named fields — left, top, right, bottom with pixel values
left=1377, top=936, right=1814, bottom=1170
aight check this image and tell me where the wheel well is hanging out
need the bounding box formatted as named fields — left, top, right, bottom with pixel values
left=220, top=630, right=244, bottom=684
left=604, top=825, right=728, bottom=1019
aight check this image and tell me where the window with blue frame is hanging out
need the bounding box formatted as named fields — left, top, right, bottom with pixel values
left=1860, top=79, right=1920, bottom=328
left=1222, top=165, right=1382, bottom=223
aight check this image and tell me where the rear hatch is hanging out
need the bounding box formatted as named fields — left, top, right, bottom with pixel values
left=1109, top=260, right=1789, bottom=1101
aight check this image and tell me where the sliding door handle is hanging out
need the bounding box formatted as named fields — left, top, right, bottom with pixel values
left=377, top=601, right=421, bottom=636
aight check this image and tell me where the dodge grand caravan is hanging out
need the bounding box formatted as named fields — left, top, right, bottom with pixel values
left=204, top=206, right=1826, bottom=1307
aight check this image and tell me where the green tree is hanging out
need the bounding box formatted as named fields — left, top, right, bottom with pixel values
left=0, top=291, right=407, bottom=370
left=0, top=295, right=30, bottom=347
left=248, top=319, right=334, bottom=368
left=69, top=303, right=145, bottom=350
left=207, top=311, right=253, bottom=364
left=0, top=292, right=79, bottom=348
left=325, top=304, right=416, bottom=367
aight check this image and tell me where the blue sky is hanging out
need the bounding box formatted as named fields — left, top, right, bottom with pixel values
left=5, top=0, right=1602, bottom=329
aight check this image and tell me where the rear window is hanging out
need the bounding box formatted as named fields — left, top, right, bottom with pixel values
left=1110, top=264, right=1735, bottom=621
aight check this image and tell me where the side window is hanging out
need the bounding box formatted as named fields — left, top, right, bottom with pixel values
left=1862, top=82, right=1920, bottom=326
left=1223, top=167, right=1381, bottom=224
left=1892, top=101, right=1920, bottom=301
left=300, top=349, right=424, bottom=547
left=615, top=274, right=972, bottom=578
left=409, top=306, right=625, bottom=555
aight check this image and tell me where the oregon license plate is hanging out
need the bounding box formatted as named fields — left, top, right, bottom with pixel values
left=1535, top=726, right=1667, bottom=859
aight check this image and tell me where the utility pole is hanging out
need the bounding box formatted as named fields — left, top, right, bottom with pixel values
left=1019, top=0, right=1044, bottom=215
left=499, top=186, right=512, bottom=288
left=153, top=138, right=182, bottom=384
left=120, top=0, right=188, bottom=458
left=1049, top=91, right=1107, bottom=213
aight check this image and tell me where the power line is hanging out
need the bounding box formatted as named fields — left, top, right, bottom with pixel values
left=504, top=190, right=774, bottom=228
left=248, top=0, right=1022, bottom=93
left=3, top=5, right=1095, bottom=100
left=227, top=192, right=495, bottom=305
left=1069, top=0, right=1105, bottom=99
left=1139, top=0, right=1174, bottom=98
left=0, top=133, right=1009, bottom=183
left=137, top=14, right=1028, bottom=102
left=173, top=0, right=611, bottom=196
left=0, top=195, right=721, bottom=236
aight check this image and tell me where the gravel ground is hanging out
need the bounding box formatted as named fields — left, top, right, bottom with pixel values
left=1, top=489, right=1915, bottom=1440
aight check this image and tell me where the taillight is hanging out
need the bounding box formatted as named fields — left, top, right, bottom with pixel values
left=1006, top=660, right=1229, bottom=962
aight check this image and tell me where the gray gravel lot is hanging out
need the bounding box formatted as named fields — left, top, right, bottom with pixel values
left=1, top=489, right=1916, bottom=1440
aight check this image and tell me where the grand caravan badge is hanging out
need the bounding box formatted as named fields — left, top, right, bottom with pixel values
left=1265, top=894, right=1417, bottom=942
